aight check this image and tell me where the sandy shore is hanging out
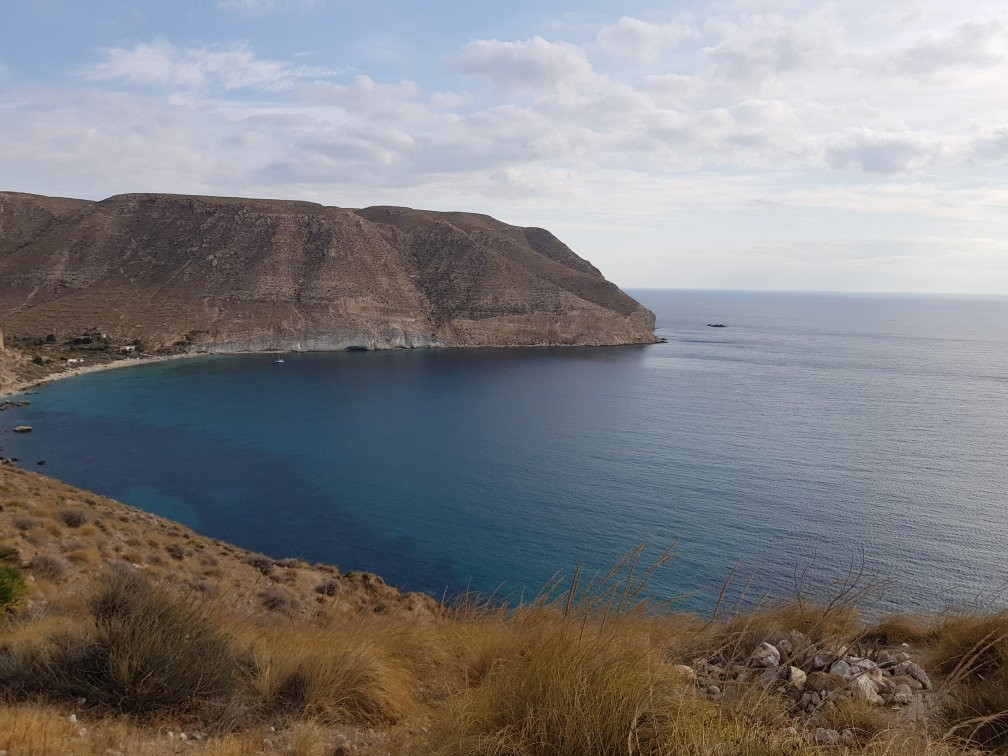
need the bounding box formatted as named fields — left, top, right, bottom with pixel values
left=0, top=352, right=209, bottom=400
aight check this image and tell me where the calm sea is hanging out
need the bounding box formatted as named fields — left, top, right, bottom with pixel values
left=4, top=290, right=1008, bottom=613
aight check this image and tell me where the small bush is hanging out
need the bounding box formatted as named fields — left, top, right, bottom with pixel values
left=315, top=579, right=342, bottom=597
left=57, top=510, right=86, bottom=528
left=246, top=555, right=273, bottom=576
left=0, top=546, right=25, bottom=610
left=27, top=554, right=69, bottom=579
left=259, top=588, right=298, bottom=614
left=165, top=543, right=186, bottom=560
left=12, top=517, right=39, bottom=532
left=0, top=564, right=26, bottom=611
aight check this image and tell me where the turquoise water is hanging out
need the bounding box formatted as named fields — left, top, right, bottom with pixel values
left=4, top=290, right=1008, bottom=612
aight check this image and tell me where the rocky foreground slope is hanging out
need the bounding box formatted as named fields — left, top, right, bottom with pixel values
left=1, top=462, right=1006, bottom=754
left=0, top=192, right=656, bottom=352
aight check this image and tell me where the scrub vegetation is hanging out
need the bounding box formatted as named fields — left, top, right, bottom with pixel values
left=1, top=464, right=1006, bottom=755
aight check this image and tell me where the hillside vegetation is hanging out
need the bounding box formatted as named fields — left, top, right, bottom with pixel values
left=1, top=463, right=1006, bottom=755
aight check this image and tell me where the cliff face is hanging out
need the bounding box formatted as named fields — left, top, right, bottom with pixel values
left=0, top=192, right=656, bottom=351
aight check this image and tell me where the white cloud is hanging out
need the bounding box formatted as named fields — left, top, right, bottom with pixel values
left=80, top=40, right=343, bottom=92
left=593, top=17, right=695, bottom=63
left=881, top=18, right=1008, bottom=78
left=456, top=36, right=595, bottom=93
left=826, top=130, right=939, bottom=174
left=701, top=11, right=843, bottom=87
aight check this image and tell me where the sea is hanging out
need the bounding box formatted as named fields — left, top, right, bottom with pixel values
left=4, top=290, right=1008, bottom=614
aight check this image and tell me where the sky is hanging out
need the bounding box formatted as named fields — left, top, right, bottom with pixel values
left=2, top=1, right=1007, bottom=293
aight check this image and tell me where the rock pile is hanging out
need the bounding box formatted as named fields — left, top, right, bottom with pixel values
left=679, top=629, right=931, bottom=715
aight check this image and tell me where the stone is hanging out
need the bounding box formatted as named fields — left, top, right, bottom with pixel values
left=814, top=728, right=842, bottom=745
left=806, top=671, right=847, bottom=692
left=894, top=661, right=931, bottom=690
left=756, top=667, right=780, bottom=688
left=840, top=729, right=856, bottom=743
left=788, top=666, right=807, bottom=690
left=751, top=641, right=781, bottom=667
left=851, top=674, right=884, bottom=705
left=877, top=649, right=898, bottom=665
left=706, top=685, right=721, bottom=698
left=891, top=683, right=914, bottom=705
left=830, top=659, right=853, bottom=677
left=812, top=652, right=834, bottom=670
left=889, top=673, right=923, bottom=691
left=672, top=664, right=696, bottom=681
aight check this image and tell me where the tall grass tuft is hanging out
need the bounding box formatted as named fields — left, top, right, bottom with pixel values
left=0, top=566, right=240, bottom=714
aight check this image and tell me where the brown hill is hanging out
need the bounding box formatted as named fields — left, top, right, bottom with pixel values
left=0, top=192, right=655, bottom=352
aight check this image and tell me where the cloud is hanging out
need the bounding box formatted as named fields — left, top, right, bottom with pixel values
left=456, top=36, right=595, bottom=92
left=826, top=130, right=938, bottom=174
left=882, top=18, right=1008, bottom=78
left=79, top=40, right=343, bottom=92
left=970, top=126, right=1008, bottom=162
left=7, top=5, right=1008, bottom=292
left=593, top=17, right=695, bottom=63
left=217, top=0, right=324, bottom=15
left=701, top=12, right=842, bottom=87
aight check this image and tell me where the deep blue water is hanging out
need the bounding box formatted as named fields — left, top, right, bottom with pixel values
left=4, top=290, right=1008, bottom=613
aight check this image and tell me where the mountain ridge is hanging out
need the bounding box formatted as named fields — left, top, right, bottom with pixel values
left=0, top=191, right=656, bottom=353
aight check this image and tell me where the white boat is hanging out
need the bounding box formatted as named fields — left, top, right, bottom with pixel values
left=275, top=358, right=285, bottom=364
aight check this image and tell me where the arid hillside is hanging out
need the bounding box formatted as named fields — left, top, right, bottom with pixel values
left=0, top=192, right=656, bottom=352
left=2, top=463, right=1008, bottom=755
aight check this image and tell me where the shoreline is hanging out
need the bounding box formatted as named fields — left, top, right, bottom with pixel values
left=0, top=352, right=209, bottom=400
left=0, top=337, right=660, bottom=400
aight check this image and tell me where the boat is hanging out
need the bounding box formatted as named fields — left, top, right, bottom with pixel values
left=275, top=358, right=285, bottom=364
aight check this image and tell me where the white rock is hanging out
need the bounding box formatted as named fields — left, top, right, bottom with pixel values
left=788, top=666, right=807, bottom=690
left=851, top=674, right=884, bottom=705
left=752, top=641, right=781, bottom=667
left=68, top=714, right=77, bottom=724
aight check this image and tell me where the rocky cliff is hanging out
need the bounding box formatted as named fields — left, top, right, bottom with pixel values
left=0, top=192, right=656, bottom=351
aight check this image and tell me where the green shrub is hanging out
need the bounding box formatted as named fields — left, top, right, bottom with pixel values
left=0, top=547, right=25, bottom=611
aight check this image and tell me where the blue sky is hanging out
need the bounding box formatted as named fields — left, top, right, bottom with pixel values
left=2, top=0, right=1007, bottom=292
